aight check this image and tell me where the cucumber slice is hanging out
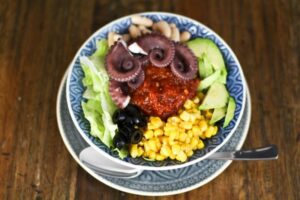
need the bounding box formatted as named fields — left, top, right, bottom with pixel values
left=223, top=96, right=236, bottom=127
left=210, top=107, right=226, bottom=124
left=198, top=53, right=214, bottom=78
left=198, top=69, right=221, bottom=91
left=199, top=82, right=229, bottom=110
left=217, top=67, right=228, bottom=84
left=187, top=38, right=225, bottom=71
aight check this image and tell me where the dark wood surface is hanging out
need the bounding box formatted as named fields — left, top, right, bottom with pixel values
left=0, top=0, right=299, bottom=199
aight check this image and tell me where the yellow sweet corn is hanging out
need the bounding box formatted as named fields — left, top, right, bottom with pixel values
left=179, top=111, right=190, bottom=121
left=144, top=130, right=154, bottom=139
left=130, top=144, right=138, bottom=158
left=180, top=121, right=193, bottom=129
left=171, top=144, right=181, bottom=155
left=176, top=151, right=187, bottom=162
left=154, top=129, right=164, bottom=137
left=197, top=139, right=205, bottom=149
left=160, top=145, right=171, bottom=157
left=130, top=93, right=220, bottom=162
left=156, top=154, right=165, bottom=161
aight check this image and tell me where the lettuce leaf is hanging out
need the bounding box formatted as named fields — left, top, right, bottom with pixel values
left=80, top=39, right=128, bottom=158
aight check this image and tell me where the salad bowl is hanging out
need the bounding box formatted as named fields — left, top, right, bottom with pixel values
left=66, top=12, right=246, bottom=170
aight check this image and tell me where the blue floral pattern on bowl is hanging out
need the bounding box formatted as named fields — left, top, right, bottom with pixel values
left=66, top=12, right=246, bottom=170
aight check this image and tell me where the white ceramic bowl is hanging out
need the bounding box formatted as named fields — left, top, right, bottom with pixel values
left=66, top=12, right=247, bottom=170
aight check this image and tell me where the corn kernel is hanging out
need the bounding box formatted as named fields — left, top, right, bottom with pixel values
left=138, top=141, right=144, bottom=146
left=169, top=153, right=176, bottom=159
left=148, top=139, right=157, bottom=152
left=150, top=117, right=164, bottom=129
left=169, top=131, right=178, bottom=141
left=179, top=132, right=187, bottom=142
left=193, top=97, right=200, bottom=104
left=160, top=145, right=171, bottom=157
left=171, top=144, right=181, bottom=155
left=138, top=147, right=144, bottom=156
left=187, top=130, right=193, bottom=138
left=156, top=154, right=166, bottom=161
left=191, top=137, right=199, bottom=149
left=147, top=123, right=155, bottom=130
left=212, top=126, right=218, bottom=136
left=130, top=144, right=138, bottom=158
left=205, top=126, right=215, bottom=138
left=143, top=151, right=148, bottom=157
left=167, top=116, right=181, bottom=123
left=190, top=114, right=197, bottom=122
left=194, top=112, right=202, bottom=120
left=187, top=150, right=194, bottom=157
left=144, top=142, right=150, bottom=152
left=199, top=132, right=206, bottom=139
left=197, top=139, right=205, bottom=149
left=192, top=126, right=201, bottom=136
left=164, top=124, right=177, bottom=132
left=144, top=130, right=154, bottom=139
left=204, top=110, right=213, bottom=119
left=199, top=120, right=208, bottom=132
left=170, top=141, right=178, bottom=147
left=154, top=129, right=164, bottom=137
left=180, top=111, right=190, bottom=121
left=148, top=151, right=156, bottom=160
left=176, top=151, right=187, bottom=162
left=185, top=137, right=191, bottom=144
left=161, top=136, right=169, bottom=145
left=181, top=121, right=193, bottom=130
left=183, top=99, right=195, bottom=110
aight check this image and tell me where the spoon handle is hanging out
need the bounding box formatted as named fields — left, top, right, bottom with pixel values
left=207, top=145, right=278, bottom=160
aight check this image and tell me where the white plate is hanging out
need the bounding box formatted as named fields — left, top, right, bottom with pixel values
left=57, top=71, right=251, bottom=196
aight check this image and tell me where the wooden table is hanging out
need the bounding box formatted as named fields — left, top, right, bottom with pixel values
left=0, top=0, right=299, bottom=199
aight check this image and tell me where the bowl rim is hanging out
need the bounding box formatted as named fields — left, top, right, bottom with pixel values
left=66, top=11, right=247, bottom=171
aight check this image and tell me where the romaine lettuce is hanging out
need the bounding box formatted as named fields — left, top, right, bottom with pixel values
left=80, top=39, right=128, bottom=158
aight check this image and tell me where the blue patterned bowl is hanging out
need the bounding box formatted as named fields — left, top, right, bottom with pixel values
left=66, top=12, right=246, bottom=170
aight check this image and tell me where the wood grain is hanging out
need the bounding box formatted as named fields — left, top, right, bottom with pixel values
left=0, top=0, right=299, bottom=199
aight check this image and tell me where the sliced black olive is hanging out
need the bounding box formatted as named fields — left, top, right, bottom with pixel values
left=137, top=116, right=147, bottom=128
left=124, top=104, right=141, bottom=118
left=112, top=109, right=127, bottom=124
left=123, top=117, right=135, bottom=126
left=118, top=125, right=134, bottom=141
left=113, top=133, right=127, bottom=150
left=130, top=129, right=143, bottom=144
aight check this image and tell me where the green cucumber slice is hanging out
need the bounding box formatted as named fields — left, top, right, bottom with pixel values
left=199, top=82, right=229, bottom=110
left=223, top=96, right=236, bottom=127
left=210, top=107, right=226, bottom=124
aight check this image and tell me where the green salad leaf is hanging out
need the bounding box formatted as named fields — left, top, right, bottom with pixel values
left=80, top=39, right=128, bottom=158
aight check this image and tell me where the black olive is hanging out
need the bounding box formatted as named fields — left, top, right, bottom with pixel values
left=131, top=117, right=141, bottom=125
left=113, top=134, right=127, bottom=150
left=118, top=126, right=134, bottom=142
left=124, top=104, right=141, bottom=118
left=137, top=116, right=147, bottom=128
left=112, top=109, right=127, bottom=124
left=130, top=129, right=143, bottom=144
left=123, top=117, right=135, bottom=126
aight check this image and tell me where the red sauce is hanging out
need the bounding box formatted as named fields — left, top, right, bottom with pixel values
left=130, top=65, right=199, bottom=119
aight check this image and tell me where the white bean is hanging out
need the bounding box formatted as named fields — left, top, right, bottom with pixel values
left=138, top=25, right=151, bottom=34
left=170, top=23, right=180, bottom=42
left=129, top=25, right=141, bottom=38
left=131, top=15, right=153, bottom=27
left=153, top=21, right=171, bottom=38
left=122, top=34, right=131, bottom=42
left=108, top=32, right=116, bottom=47
left=180, top=31, right=191, bottom=43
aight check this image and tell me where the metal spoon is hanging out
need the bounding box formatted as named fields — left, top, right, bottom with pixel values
left=79, top=145, right=278, bottom=179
